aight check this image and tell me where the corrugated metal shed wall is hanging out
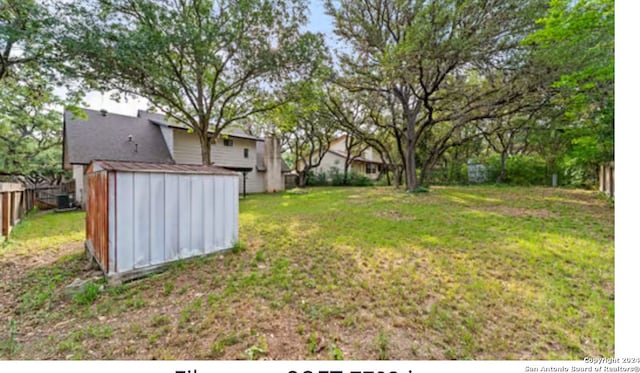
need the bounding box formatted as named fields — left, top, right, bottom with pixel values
left=105, top=171, right=238, bottom=275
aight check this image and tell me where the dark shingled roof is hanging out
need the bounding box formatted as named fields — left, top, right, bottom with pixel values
left=64, top=108, right=287, bottom=173
left=139, top=110, right=262, bottom=141
left=64, top=109, right=174, bottom=165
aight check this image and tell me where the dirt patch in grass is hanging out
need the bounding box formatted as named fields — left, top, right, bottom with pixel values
left=373, top=210, right=416, bottom=221
left=475, top=205, right=558, bottom=218
left=1, top=241, right=85, bottom=269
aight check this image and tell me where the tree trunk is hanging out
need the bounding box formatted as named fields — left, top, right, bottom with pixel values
left=385, top=165, right=392, bottom=186
left=394, top=166, right=403, bottom=188
left=419, top=154, right=438, bottom=188
left=424, top=166, right=434, bottom=187
left=418, top=152, right=431, bottom=186
left=297, top=171, right=307, bottom=187
left=496, top=151, right=507, bottom=183
left=199, top=132, right=212, bottom=165
left=343, top=158, right=350, bottom=185
left=405, top=144, right=418, bottom=191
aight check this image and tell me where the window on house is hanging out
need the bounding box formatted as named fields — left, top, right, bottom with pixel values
left=366, top=163, right=377, bottom=174
left=244, top=148, right=249, bottom=158
left=223, top=139, right=233, bottom=147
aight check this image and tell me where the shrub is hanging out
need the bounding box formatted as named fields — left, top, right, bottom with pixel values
left=306, top=168, right=374, bottom=187
left=348, top=172, right=373, bottom=186
left=306, top=170, right=328, bottom=186
left=420, top=159, right=469, bottom=185
left=486, top=154, right=548, bottom=185
left=329, top=168, right=344, bottom=186
left=326, top=167, right=374, bottom=187
left=409, top=186, right=429, bottom=193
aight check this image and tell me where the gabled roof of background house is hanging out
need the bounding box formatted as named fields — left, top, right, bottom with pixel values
left=64, top=108, right=289, bottom=172
left=139, top=110, right=262, bottom=141
left=64, top=109, right=174, bottom=166
left=327, top=149, right=384, bottom=164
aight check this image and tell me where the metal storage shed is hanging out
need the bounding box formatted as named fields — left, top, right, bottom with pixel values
left=85, top=160, right=239, bottom=281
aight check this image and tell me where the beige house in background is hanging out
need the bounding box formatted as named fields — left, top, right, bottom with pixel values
left=300, top=134, right=384, bottom=179
left=63, top=109, right=288, bottom=207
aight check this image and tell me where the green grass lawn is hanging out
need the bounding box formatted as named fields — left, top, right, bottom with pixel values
left=0, top=210, right=85, bottom=258
left=0, top=186, right=614, bottom=360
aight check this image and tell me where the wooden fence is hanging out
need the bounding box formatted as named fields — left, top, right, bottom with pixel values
left=1, top=183, right=35, bottom=241
left=599, top=161, right=614, bottom=198
left=284, top=174, right=297, bottom=189
left=34, top=183, right=74, bottom=210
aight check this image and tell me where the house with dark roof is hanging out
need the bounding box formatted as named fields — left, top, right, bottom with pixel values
left=63, top=108, right=288, bottom=207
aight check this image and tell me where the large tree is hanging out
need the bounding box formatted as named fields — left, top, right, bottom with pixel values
left=63, top=0, right=326, bottom=165
left=270, top=81, right=338, bottom=186
left=477, top=115, right=534, bottom=183
left=0, top=70, right=68, bottom=185
left=0, top=0, right=58, bottom=80
left=322, top=88, right=371, bottom=184
left=0, top=0, right=81, bottom=184
left=525, top=0, right=614, bottom=179
left=327, top=0, right=546, bottom=190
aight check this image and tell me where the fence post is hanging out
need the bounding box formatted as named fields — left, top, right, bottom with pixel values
left=2, top=192, right=9, bottom=237
left=609, top=162, right=614, bottom=198
left=0, top=184, right=29, bottom=239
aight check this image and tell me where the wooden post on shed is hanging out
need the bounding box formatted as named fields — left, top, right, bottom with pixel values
left=2, top=192, right=9, bottom=237
left=11, top=191, right=18, bottom=225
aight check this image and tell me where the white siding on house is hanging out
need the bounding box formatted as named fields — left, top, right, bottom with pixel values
left=312, top=152, right=382, bottom=177
left=173, top=129, right=267, bottom=193
left=173, top=130, right=256, bottom=168
left=329, top=137, right=383, bottom=163
left=364, top=148, right=374, bottom=161
left=326, top=137, right=383, bottom=179
left=73, top=165, right=86, bottom=206
left=332, top=137, right=346, bottom=151
left=172, top=130, right=204, bottom=165
left=316, top=151, right=347, bottom=175
left=242, top=171, right=266, bottom=194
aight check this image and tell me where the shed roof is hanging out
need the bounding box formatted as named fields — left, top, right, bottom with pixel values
left=90, top=160, right=239, bottom=176
left=64, top=109, right=174, bottom=166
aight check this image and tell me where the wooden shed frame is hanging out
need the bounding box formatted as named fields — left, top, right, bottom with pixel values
left=85, top=160, right=239, bottom=281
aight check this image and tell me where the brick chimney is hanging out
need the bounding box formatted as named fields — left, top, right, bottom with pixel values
left=264, top=135, right=282, bottom=192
